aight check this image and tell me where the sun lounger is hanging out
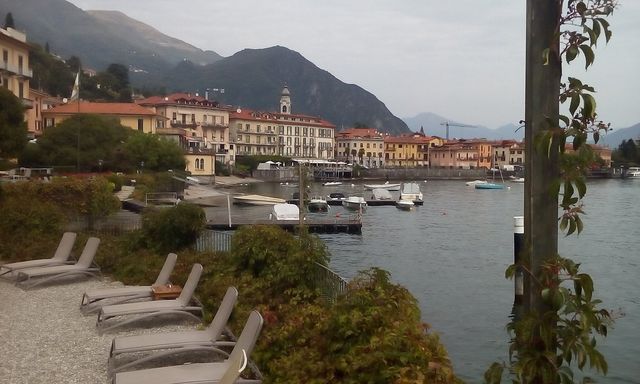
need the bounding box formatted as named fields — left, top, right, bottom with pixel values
left=109, top=286, right=239, bottom=373
left=97, top=264, right=204, bottom=334
left=112, top=310, right=264, bottom=384
left=80, top=253, right=178, bottom=314
left=0, top=232, right=77, bottom=279
left=15, top=237, right=101, bottom=290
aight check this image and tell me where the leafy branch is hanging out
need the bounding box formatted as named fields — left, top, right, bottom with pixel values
left=486, top=1, right=617, bottom=382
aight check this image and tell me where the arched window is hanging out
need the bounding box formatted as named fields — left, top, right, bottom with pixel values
left=282, top=105, right=287, bottom=113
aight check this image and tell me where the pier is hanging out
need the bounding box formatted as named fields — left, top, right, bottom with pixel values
left=206, top=218, right=362, bottom=234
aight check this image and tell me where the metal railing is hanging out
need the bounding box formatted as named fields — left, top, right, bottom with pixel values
left=195, top=230, right=233, bottom=252
left=312, top=262, right=349, bottom=303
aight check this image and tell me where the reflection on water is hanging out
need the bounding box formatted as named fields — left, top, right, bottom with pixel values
left=212, top=179, right=639, bottom=383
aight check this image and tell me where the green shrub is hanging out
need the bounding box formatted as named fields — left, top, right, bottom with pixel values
left=139, top=202, right=206, bottom=253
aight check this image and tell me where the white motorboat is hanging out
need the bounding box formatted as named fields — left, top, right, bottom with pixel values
left=396, top=200, right=415, bottom=211
left=509, top=177, right=525, bottom=183
left=327, top=192, right=346, bottom=202
left=342, top=196, right=367, bottom=211
left=233, top=194, right=286, bottom=206
left=363, top=181, right=401, bottom=191
left=399, top=182, right=423, bottom=205
left=308, top=196, right=329, bottom=213
left=269, top=203, right=300, bottom=221
left=626, top=167, right=640, bottom=178
left=466, top=180, right=488, bottom=186
left=371, top=188, right=393, bottom=200
left=322, top=181, right=343, bottom=186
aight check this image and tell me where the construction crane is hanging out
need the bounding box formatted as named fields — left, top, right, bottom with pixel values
left=440, top=121, right=477, bottom=140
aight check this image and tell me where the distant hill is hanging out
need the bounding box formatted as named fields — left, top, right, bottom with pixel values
left=599, top=123, right=640, bottom=147
left=0, top=0, right=221, bottom=72
left=403, top=112, right=524, bottom=140
left=3, top=0, right=409, bottom=134
left=159, top=46, right=411, bottom=134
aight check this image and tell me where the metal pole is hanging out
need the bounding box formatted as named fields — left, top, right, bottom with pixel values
left=227, top=194, right=232, bottom=228
left=514, top=216, right=524, bottom=305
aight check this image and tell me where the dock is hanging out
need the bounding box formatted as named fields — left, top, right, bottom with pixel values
left=288, top=199, right=423, bottom=207
left=206, top=218, right=362, bottom=234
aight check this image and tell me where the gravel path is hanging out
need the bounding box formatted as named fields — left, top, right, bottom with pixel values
left=0, top=277, right=198, bottom=384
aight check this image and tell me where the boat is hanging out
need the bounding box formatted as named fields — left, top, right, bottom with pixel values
left=371, top=188, right=393, bottom=200
left=509, top=177, right=525, bottom=183
left=363, top=181, right=401, bottom=191
left=233, top=194, right=286, bottom=206
left=322, top=181, right=343, bottom=186
left=396, top=200, right=415, bottom=211
left=327, top=192, right=346, bottom=201
left=466, top=180, right=488, bottom=186
left=399, top=182, right=423, bottom=205
left=269, top=203, right=300, bottom=221
left=475, top=183, right=505, bottom=190
left=308, top=196, right=329, bottom=213
left=626, top=167, right=640, bottom=178
left=342, top=196, right=367, bottom=211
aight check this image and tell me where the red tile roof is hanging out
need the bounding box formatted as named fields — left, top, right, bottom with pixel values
left=43, top=102, right=159, bottom=116
left=230, top=108, right=335, bottom=129
left=335, top=127, right=383, bottom=139
left=137, top=93, right=222, bottom=109
left=384, top=133, right=436, bottom=144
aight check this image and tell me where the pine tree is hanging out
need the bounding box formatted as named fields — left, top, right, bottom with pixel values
left=4, top=12, right=15, bottom=29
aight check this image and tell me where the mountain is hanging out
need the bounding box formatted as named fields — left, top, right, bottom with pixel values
left=0, top=0, right=221, bottom=72
left=158, top=46, right=410, bottom=134
left=403, top=112, right=524, bottom=140
left=599, top=123, right=640, bottom=147
left=3, top=0, right=409, bottom=134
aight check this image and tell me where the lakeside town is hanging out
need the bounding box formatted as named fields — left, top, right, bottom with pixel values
left=2, top=25, right=627, bottom=187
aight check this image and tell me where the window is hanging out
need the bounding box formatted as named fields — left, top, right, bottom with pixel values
left=2, top=50, right=7, bottom=64
left=310, top=128, right=315, bottom=136
left=257, top=125, right=261, bottom=132
left=295, top=127, right=299, bottom=136
left=18, top=81, right=24, bottom=98
left=245, top=124, right=250, bottom=131
left=137, top=119, right=144, bottom=131
left=366, top=143, right=370, bottom=148
left=303, top=127, right=308, bottom=136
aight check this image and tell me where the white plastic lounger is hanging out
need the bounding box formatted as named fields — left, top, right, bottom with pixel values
left=80, top=253, right=178, bottom=314
left=0, top=232, right=77, bottom=279
left=112, top=310, right=264, bottom=384
left=97, top=264, right=204, bottom=334
left=15, top=237, right=101, bottom=290
left=109, top=286, right=238, bottom=374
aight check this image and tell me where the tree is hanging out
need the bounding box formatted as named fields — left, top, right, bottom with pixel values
left=20, top=114, right=130, bottom=171
left=0, top=88, right=27, bottom=159
left=612, top=139, right=639, bottom=166
left=66, top=56, right=82, bottom=73
left=123, top=132, right=186, bottom=172
left=4, top=12, right=15, bottom=29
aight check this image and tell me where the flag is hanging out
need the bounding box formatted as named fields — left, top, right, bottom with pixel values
left=70, top=72, right=80, bottom=101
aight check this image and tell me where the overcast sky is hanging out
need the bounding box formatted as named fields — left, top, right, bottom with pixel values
left=66, top=0, right=639, bottom=130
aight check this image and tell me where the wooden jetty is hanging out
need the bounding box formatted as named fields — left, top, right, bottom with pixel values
left=206, top=218, right=362, bottom=234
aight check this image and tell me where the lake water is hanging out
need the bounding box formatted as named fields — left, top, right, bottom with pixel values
left=215, top=179, right=640, bottom=383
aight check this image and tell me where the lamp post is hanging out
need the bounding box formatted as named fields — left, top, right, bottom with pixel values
left=98, top=159, right=103, bottom=173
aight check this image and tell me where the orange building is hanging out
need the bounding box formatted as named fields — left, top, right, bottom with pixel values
left=429, top=139, right=493, bottom=169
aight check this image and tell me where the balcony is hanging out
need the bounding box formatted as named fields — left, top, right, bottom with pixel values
left=156, top=127, right=186, bottom=136
left=0, top=62, right=33, bottom=78
left=201, top=121, right=228, bottom=128
left=170, top=120, right=197, bottom=129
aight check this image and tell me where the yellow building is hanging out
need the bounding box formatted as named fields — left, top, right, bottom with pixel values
left=430, top=139, right=493, bottom=169
left=334, top=127, right=385, bottom=167
left=229, top=86, right=336, bottom=159
left=384, top=133, right=442, bottom=167
left=137, top=93, right=235, bottom=165
left=1, top=26, right=33, bottom=135
left=42, top=102, right=163, bottom=133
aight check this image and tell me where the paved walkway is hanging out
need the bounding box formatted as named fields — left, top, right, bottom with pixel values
left=0, top=277, right=196, bottom=383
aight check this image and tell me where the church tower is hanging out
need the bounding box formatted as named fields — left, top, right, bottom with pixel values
left=280, top=85, right=291, bottom=114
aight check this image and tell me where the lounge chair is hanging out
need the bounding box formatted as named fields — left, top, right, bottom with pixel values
left=109, top=286, right=238, bottom=373
left=0, top=232, right=77, bottom=279
left=97, top=264, right=204, bottom=334
left=112, top=310, right=264, bottom=384
left=80, top=253, right=178, bottom=314
left=15, top=237, right=101, bottom=290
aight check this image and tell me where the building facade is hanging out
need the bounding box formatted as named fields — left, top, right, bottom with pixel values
left=1, top=26, right=33, bottom=135
left=493, top=140, right=525, bottom=169
left=229, top=86, right=335, bottom=159
left=334, top=127, right=385, bottom=167
left=384, top=133, right=442, bottom=167
left=429, top=139, right=493, bottom=169
left=42, top=102, right=163, bottom=133
left=137, top=93, right=235, bottom=165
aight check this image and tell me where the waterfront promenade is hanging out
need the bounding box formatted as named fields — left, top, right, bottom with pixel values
left=0, top=278, right=196, bottom=384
